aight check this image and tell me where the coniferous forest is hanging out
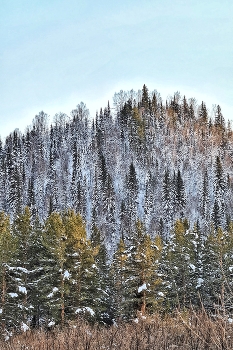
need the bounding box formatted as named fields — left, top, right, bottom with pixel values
left=1, top=85, right=233, bottom=343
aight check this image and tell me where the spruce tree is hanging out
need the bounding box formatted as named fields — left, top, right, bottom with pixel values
left=90, top=225, right=112, bottom=322
left=12, top=207, right=33, bottom=327
left=124, top=221, right=163, bottom=317
left=0, top=212, right=17, bottom=331
left=62, top=210, right=98, bottom=321
left=43, top=212, right=67, bottom=326
left=111, top=238, right=129, bottom=319
left=162, top=219, right=197, bottom=310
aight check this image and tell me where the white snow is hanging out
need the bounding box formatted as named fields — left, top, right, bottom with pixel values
left=196, top=278, right=204, bottom=288
left=64, top=270, right=70, bottom=279
left=48, top=321, right=55, bottom=327
left=9, top=293, right=18, bottom=298
left=18, top=286, right=27, bottom=294
left=229, top=266, right=233, bottom=272
left=47, top=287, right=59, bottom=298
left=0, top=309, right=2, bottom=314
left=228, top=318, right=233, bottom=324
left=158, top=292, right=164, bottom=297
left=21, top=322, right=29, bottom=332
left=189, top=264, right=196, bottom=271
left=85, top=307, right=95, bottom=316
left=75, top=307, right=95, bottom=316
left=138, top=283, right=147, bottom=293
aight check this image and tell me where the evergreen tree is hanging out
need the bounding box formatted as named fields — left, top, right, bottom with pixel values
left=215, top=105, right=225, bottom=129
left=62, top=210, right=98, bottom=322
left=162, top=169, right=173, bottom=235
left=124, top=163, right=138, bottom=237
left=162, top=219, right=197, bottom=310
left=199, top=101, right=208, bottom=124
left=0, top=212, right=17, bottom=331
left=175, top=170, right=186, bottom=215
left=43, top=212, right=67, bottom=326
left=200, top=170, right=209, bottom=222
left=213, top=156, right=226, bottom=228
left=90, top=225, right=112, bottom=322
left=12, top=207, right=33, bottom=327
left=111, top=238, right=128, bottom=319
left=124, top=221, right=163, bottom=317
left=201, top=227, right=227, bottom=312
left=141, top=84, right=149, bottom=110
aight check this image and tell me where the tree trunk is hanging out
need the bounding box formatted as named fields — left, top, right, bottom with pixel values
left=60, top=265, right=65, bottom=327
left=1, top=265, right=6, bottom=329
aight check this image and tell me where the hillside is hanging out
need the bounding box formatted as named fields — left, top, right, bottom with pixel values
left=0, top=85, right=233, bottom=333
left=0, top=85, right=232, bottom=247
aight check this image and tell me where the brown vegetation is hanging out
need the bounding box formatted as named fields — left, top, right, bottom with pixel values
left=1, top=310, right=233, bottom=350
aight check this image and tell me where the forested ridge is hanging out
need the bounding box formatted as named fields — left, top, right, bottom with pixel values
left=1, top=85, right=233, bottom=334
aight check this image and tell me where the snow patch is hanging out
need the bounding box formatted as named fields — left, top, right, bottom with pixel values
left=189, top=264, right=196, bottom=271
left=47, top=287, right=59, bottom=298
left=158, top=292, right=164, bottom=297
left=64, top=270, right=70, bottom=279
left=18, top=286, right=27, bottom=294
left=48, top=321, right=55, bottom=327
left=138, top=283, right=147, bottom=293
left=9, top=293, right=18, bottom=298
left=196, top=278, right=204, bottom=288
left=75, top=307, right=95, bottom=316
left=21, top=322, right=29, bottom=332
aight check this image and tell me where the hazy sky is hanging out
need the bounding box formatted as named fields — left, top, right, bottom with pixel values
left=1, top=0, right=233, bottom=139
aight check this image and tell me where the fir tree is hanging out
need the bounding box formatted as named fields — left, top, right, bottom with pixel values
left=111, top=238, right=128, bottom=319
left=124, top=221, right=163, bottom=317
left=43, top=212, right=67, bottom=326
left=0, top=212, right=17, bottom=331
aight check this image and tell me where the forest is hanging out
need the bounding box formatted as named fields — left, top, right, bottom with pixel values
left=0, top=85, right=233, bottom=341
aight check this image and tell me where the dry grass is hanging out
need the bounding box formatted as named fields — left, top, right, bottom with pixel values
left=1, top=311, right=233, bottom=350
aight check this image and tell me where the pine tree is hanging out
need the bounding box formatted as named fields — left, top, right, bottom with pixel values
left=175, top=170, right=186, bottom=215
left=182, top=96, right=190, bottom=121
left=90, top=225, right=112, bottom=322
left=162, top=169, right=173, bottom=235
left=12, top=207, right=33, bottom=327
left=111, top=238, right=129, bottom=319
left=141, top=84, right=149, bottom=110
left=215, top=105, right=225, bottom=129
left=28, top=217, right=48, bottom=328
left=124, top=221, right=163, bottom=317
left=201, top=227, right=227, bottom=312
left=199, top=101, right=208, bottom=124
left=62, top=210, right=98, bottom=322
left=200, top=171, right=209, bottom=219
left=213, top=156, right=226, bottom=228
left=43, top=212, right=67, bottom=326
left=124, top=163, right=138, bottom=237
left=0, top=212, right=17, bottom=331
left=162, top=219, right=197, bottom=310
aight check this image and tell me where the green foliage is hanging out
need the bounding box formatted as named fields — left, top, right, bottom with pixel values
left=0, top=212, right=17, bottom=331
left=112, top=220, right=163, bottom=319
left=2, top=208, right=233, bottom=328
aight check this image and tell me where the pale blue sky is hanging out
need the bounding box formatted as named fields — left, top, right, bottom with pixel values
left=1, top=0, right=233, bottom=138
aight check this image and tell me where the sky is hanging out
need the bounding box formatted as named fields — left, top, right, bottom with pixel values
left=1, top=0, right=233, bottom=139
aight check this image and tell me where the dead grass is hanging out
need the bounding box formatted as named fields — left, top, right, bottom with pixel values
left=1, top=311, right=233, bottom=350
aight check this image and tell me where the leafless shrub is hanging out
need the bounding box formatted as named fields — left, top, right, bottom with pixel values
left=1, top=312, right=233, bottom=350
